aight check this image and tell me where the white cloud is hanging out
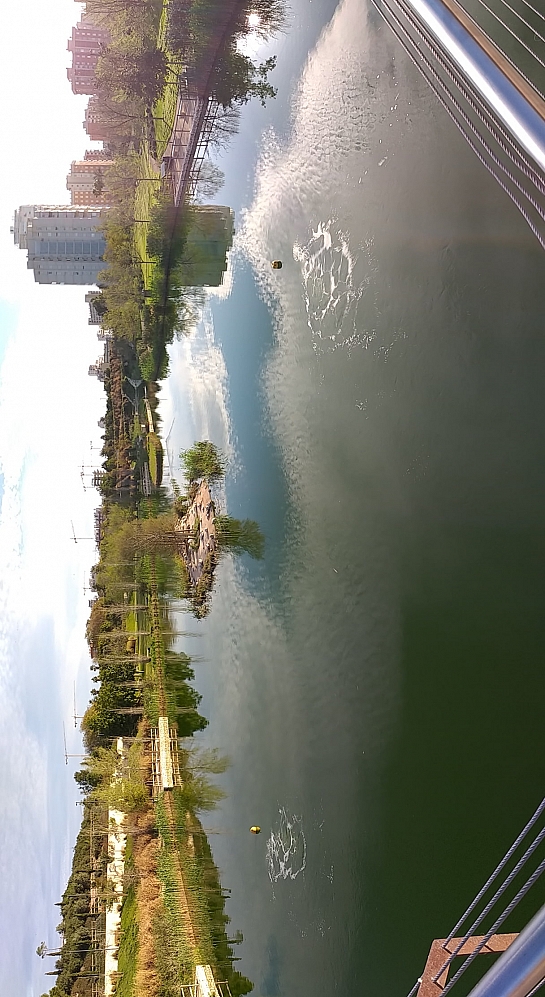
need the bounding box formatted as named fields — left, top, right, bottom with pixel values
left=166, top=302, right=234, bottom=482
left=0, top=3, right=108, bottom=981
left=0, top=286, right=104, bottom=991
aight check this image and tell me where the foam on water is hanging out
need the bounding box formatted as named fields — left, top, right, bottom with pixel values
left=293, top=219, right=376, bottom=353
left=266, top=807, right=307, bottom=883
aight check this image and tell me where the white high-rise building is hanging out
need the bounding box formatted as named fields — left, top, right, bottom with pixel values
left=12, top=205, right=109, bottom=285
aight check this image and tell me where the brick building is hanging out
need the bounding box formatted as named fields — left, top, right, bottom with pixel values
left=67, top=17, right=109, bottom=95
left=84, top=96, right=110, bottom=141
left=67, top=158, right=114, bottom=205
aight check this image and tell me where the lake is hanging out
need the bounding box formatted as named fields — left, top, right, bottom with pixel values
left=166, top=0, right=545, bottom=993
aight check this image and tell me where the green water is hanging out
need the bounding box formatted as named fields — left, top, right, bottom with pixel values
left=168, top=0, right=545, bottom=993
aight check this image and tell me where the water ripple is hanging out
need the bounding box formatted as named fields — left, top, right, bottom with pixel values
left=266, top=808, right=307, bottom=883
left=293, top=219, right=376, bottom=354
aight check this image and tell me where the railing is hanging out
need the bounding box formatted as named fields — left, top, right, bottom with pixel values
left=180, top=977, right=233, bottom=997
left=401, top=0, right=545, bottom=167
left=370, top=0, right=545, bottom=246
left=456, top=0, right=545, bottom=102
left=405, top=794, right=545, bottom=997
left=467, top=903, right=545, bottom=997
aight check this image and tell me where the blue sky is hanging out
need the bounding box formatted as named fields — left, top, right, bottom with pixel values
left=0, top=3, right=106, bottom=993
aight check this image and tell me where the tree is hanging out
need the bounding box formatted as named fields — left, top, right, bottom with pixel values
left=187, top=745, right=229, bottom=775
left=81, top=684, right=137, bottom=742
left=193, top=159, right=225, bottom=201
left=93, top=171, right=105, bottom=196
left=74, top=768, right=102, bottom=794
left=180, top=441, right=226, bottom=481
left=106, top=153, right=147, bottom=205
left=215, top=516, right=265, bottom=559
left=86, top=0, right=151, bottom=17
left=237, top=0, right=288, bottom=39
left=85, top=0, right=163, bottom=46
left=96, top=46, right=168, bottom=106
left=88, top=293, right=108, bottom=317
left=209, top=105, right=241, bottom=151
left=212, top=52, right=277, bottom=108
left=85, top=92, right=145, bottom=152
left=36, top=942, right=48, bottom=958
left=179, top=772, right=226, bottom=813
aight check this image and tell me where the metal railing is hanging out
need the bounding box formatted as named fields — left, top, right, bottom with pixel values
left=467, top=903, right=545, bottom=997
left=401, top=0, right=545, bottom=167
left=370, top=0, right=545, bottom=246
left=405, top=794, right=545, bottom=997
left=456, top=0, right=545, bottom=102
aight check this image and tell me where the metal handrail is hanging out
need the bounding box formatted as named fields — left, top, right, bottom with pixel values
left=467, top=902, right=545, bottom=997
left=400, top=0, right=545, bottom=169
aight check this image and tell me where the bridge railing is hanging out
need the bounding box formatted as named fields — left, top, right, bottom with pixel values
left=400, top=0, right=545, bottom=165
left=371, top=0, right=545, bottom=246
left=455, top=0, right=545, bottom=102
left=466, top=902, right=545, bottom=997
left=405, top=793, right=545, bottom=997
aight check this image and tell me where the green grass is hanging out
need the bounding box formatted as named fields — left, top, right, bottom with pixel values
left=131, top=413, right=141, bottom=441
left=147, top=432, right=164, bottom=487
left=155, top=796, right=202, bottom=975
left=157, top=0, right=169, bottom=49
left=131, top=0, right=180, bottom=291
left=125, top=591, right=140, bottom=636
left=143, top=579, right=162, bottom=721
left=165, top=790, right=216, bottom=966
left=115, top=878, right=138, bottom=997
left=125, top=613, right=137, bottom=634
left=133, top=149, right=162, bottom=291
left=154, top=0, right=181, bottom=158
left=136, top=599, right=149, bottom=661
left=153, top=68, right=180, bottom=159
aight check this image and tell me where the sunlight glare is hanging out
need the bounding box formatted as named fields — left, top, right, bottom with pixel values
left=248, top=12, right=261, bottom=27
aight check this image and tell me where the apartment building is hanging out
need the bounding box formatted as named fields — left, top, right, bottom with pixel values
left=12, top=205, right=108, bottom=285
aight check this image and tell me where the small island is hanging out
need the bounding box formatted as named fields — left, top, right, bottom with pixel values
left=173, top=442, right=264, bottom=616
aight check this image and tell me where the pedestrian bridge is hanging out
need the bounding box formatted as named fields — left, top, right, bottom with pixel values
left=181, top=964, right=233, bottom=997
left=150, top=716, right=182, bottom=793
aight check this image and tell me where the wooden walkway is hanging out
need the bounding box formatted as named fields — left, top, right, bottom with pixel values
left=163, top=0, right=248, bottom=207
left=150, top=716, right=182, bottom=794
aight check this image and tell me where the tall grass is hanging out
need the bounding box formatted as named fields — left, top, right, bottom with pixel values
left=116, top=884, right=139, bottom=997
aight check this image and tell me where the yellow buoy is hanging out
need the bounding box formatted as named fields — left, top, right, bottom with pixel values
left=271, top=260, right=283, bottom=270
left=250, top=825, right=261, bottom=834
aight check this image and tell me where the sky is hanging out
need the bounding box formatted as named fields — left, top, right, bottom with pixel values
left=0, top=1, right=322, bottom=992
left=0, top=2, right=106, bottom=993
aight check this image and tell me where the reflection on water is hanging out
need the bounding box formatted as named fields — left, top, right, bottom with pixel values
left=169, top=0, right=545, bottom=993
left=266, top=808, right=307, bottom=883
